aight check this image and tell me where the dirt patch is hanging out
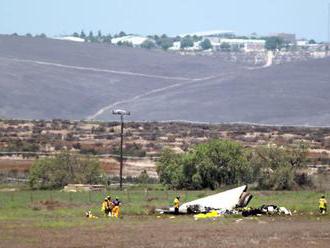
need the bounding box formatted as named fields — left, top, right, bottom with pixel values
left=29, top=200, right=76, bottom=211
left=1, top=216, right=329, bottom=248
left=0, top=159, right=34, bottom=172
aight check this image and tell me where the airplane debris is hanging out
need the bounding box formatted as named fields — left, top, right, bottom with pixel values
left=156, top=185, right=252, bottom=215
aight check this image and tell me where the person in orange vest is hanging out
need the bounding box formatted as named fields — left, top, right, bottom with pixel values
left=319, top=195, right=327, bottom=215
left=173, top=196, right=180, bottom=215
left=112, top=198, right=121, bottom=218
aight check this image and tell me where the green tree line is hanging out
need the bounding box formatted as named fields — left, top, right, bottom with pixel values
left=157, top=139, right=310, bottom=190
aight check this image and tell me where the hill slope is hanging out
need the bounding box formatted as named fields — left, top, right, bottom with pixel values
left=0, top=35, right=329, bottom=125
left=0, top=35, right=242, bottom=120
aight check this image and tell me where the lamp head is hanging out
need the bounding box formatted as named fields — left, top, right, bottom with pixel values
left=112, top=109, right=130, bottom=116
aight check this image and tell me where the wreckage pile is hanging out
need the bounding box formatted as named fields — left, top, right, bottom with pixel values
left=156, top=185, right=292, bottom=220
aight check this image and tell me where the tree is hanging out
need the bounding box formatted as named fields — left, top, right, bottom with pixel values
left=137, top=170, right=150, bottom=184
left=87, top=31, right=97, bottom=42
left=118, top=31, right=126, bottom=37
left=157, top=148, right=182, bottom=187
left=220, top=42, right=231, bottom=51
left=117, top=41, right=133, bottom=47
left=180, top=36, right=194, bottom=49
left=309, top=39, right=316, bottom=44
left=80, top=30, right=86, bottom=39
left=35, top=33, right=47, bottom=38
left=157, top=140, right=252, bottom=190
left=265, top=36, right=284, bottom=51
left=200, top=39, right=212, bottom=50
left=157, top=36, right=173, bottom=50
left=29, top=151, right=104, bottom=189
left=97, top=30, right=102, bottom=39
left=251, top=143, right=308, bottom=190
left=141, top=40, right=156, bottom=49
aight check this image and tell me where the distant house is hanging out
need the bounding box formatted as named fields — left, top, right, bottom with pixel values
left=111, top=35, right=154, bottom=47
left=296, top=39, right=309, bottom=46
left=207, top=37, right=266, bottom=52
left=169, top=41, right=203, bottom=51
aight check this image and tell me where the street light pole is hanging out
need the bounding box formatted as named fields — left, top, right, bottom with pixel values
left=112, top=109, right=130, bottom=190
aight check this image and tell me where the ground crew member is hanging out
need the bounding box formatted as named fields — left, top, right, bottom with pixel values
left=101, top=198, right=109, bottom=216
left=107, top=196, right=113, bottom=217
left=319, top=195, right=327, bottom=214
left=112, top=198, right=121, bottom=218
left=173, top=196, right=180, bottom=215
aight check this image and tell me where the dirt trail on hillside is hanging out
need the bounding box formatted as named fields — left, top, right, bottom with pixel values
left=88, top=72, right=238, bottom=119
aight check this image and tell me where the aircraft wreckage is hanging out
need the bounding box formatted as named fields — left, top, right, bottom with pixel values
left=157, top=185, right=252, bottom=214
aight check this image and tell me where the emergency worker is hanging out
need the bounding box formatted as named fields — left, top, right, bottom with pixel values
left=107, top=196, right=113, bottom=216
left=173, top=196, right=180, bottom=215
left=101, top=198, right=109, bottom=216
left=112, top=198, right=121, bottom=218
left=319, top=195, right=327, bottom=214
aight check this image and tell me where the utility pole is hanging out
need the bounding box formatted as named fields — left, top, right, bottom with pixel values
left=112, top=109, right=130, bottom=190
left=328, top=3, right=330, bottom=44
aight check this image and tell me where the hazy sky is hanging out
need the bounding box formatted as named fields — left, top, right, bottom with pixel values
left=1, top=0, right=329, bottom=41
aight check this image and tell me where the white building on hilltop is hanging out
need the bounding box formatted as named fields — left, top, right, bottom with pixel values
left=111, top=35, right=154, bottom=47
left=207, top=37, right=266, bottom=52
left=53, top=36, right=85, bottom=42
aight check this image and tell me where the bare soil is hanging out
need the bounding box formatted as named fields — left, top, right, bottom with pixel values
left=0, top=216, right=329, bottom=248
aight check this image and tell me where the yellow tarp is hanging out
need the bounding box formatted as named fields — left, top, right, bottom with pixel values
left=194, top=210, right=220, bottom=220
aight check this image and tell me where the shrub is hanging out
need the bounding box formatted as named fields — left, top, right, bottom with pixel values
left=29, top=151, right=104, bottom=189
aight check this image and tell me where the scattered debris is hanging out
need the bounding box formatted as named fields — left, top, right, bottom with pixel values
left=85, top=210, right=98, bottom=219
left=0, top=188, right=17, bottom=192
left=63, top=184, right=105, bottom=192
left=242, top=205, right=292, bottom=217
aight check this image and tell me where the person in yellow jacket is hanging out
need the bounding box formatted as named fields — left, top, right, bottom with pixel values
left=112, top=198, right=121, bottom=218
left=106, top=196, right=113, bottom=217
left=101, top=198, right=110, bottom=216
left=173, top=196, right=180, bottom=215
left=319, top=195, right=327, bottom=214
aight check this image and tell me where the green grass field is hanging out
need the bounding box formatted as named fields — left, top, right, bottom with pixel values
left=0, top=185, right=328, bottom=228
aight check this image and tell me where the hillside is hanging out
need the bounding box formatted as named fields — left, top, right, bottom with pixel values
left=0, top=35, right=329, bottom=125
left=118, top=57, right=330, bottom=126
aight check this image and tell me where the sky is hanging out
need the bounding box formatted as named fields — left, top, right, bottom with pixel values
left=0, top=0, right=329, bottom=41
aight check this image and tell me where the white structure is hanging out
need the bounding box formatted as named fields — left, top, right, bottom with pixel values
left=111, top=35, right=153, bottom=47
left=168, top=41, right=181, bottom=51
left=207, top=37, right=265, bottom=52
left=53, top=36, right=85, bottom=42
left=169, top=41, right=203, bottom=51
left=296, top=40, right=309, bottom=46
